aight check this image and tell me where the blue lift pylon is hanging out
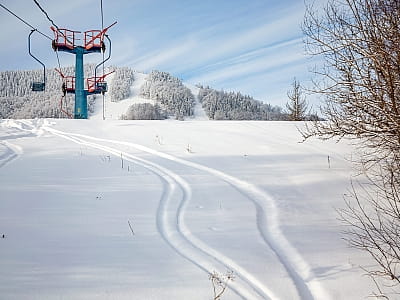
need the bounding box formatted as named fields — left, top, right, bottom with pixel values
left=51, top=22, right=116, bottom=119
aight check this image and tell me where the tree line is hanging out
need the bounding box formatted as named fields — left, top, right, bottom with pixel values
left=198, top=85, right=286, bottom=120
left=1, top=65, right=318, bottom=121
left=0, top=65, right=101, bottom=118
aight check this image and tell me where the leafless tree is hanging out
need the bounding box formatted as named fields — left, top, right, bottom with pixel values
left=302, top=0, right=400, bottom=296
left=302, top=0, right=400, bottom=162
left=286, top=78, right=308, bottom=121
left=338, top=158, right=400, bottom=298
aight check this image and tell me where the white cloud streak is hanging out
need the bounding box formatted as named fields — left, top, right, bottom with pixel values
left=0, top=0, right=316, bottom=107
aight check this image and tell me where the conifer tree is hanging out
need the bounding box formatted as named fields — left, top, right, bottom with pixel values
left=285, top=78, right=308, bottom=121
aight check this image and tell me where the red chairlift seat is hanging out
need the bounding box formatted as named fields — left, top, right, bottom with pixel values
left=84, top=22, right=117, bottom=51
left=56, top=68, right=76, bottom=94
left=86, top=70, right=114, bottom=94
left=84, top=30, right=105, bottom=52
left=51, top=22, right=116, bottom=53
left=62, top=76, right=76, bottom=94
left=87, top=78, right=107, bottom=93
left=87, top=77, right=100, bottom=93
left=51, top=27, right=80, bottom=51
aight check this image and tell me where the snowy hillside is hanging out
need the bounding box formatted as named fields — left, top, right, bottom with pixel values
left=91, top=71, right=151, bottom=120
left=0, top=67, right=290, bottom=121
left=0, top=67, right=206, bottom=121
left=0, top=119, right=376, bottom=299
left=92, top=70, right=204, bottom=121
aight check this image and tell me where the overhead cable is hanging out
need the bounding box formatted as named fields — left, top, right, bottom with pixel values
left=31, top=0, right=73, bottom=50
left=100, top=0, right=106, bottom=120
left=100, top=0, right=104, bottom=29
left=0, top=3, right=52, bottom=40
left=32, top=0, right=60, bottom=30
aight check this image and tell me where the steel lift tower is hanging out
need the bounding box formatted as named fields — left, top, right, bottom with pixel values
left=51, top=22, right=116, bottom=119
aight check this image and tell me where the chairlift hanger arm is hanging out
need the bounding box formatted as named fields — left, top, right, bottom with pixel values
left=95, top=35, right=112, bottom=81
left=28, top=29, right=46, bottom=91
left=87, top=70, right=115, bottom=93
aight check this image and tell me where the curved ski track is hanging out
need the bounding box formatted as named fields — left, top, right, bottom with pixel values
left=0, top=140, right=22, bottom=168
left=42, top=126, right=277, bottom=300
left=10, top=120, right=331, bottom=300
left=0, top=121, right=25, bottom=168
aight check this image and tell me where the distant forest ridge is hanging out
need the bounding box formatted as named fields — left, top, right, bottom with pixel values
left=0, top=66, right=300, bottom=120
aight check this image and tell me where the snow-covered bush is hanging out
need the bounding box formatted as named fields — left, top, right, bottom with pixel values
left=122, top=103, right=167, bottom=120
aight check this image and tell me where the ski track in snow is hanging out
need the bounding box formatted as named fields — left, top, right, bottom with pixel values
left=0, top=121, right=25, bottom=168
left=9, top=120, right=331, bottom=300
left=0, top=140, right=22, bottom=168
left=30, top=124, right=279, bottom=300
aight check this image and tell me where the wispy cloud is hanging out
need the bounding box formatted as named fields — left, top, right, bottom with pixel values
left=125, top=38, right=198, bottom=72
left=0, top=0, right=314, bottom=107
left=185, top=38, right=304, bottom=83
left=134, top=6, right=303, bottom=72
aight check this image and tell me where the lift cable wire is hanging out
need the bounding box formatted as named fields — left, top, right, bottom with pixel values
left=32, top=0, right=60, bottom=31
left=32, top=0, right=73, bottom=46
left=31, top=0, right=72, bottom=109
left=100, top=0, right=104, bottom=29
left=0, top=2, right=63, bottom=81
left=0, top=3, right=52, bottom=40
left=100, top=0, right=105, bottom=77
left=55, top=50, right=62, bottom=72
left=100, top=0, right=106, bottom=120
left=16, top=0, right=67, bottom=113
left=1, top=2, right=66, bottom=116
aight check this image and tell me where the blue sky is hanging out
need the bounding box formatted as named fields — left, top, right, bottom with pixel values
left=0, top=0, right=322, bottom=107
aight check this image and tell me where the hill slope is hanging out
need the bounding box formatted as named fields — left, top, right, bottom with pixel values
left=0, top=119, right=375, bottom=299
left=0, top=67, right=289, bottom=121
left=93, top=70, right=203, bottom=121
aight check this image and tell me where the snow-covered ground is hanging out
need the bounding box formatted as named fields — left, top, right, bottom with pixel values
left=0, top=119, right=375, bottom=299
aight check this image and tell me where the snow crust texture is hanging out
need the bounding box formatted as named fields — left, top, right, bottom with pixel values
left=0, top=119, right=374, bottom=300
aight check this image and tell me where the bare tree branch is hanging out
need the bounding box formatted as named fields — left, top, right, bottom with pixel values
left=303, top=0, right=400, bottom=297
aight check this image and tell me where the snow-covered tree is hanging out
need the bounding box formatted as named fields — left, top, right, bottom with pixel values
left=139, top=70, right=195, bottom=119
left=108, top=67, right=135, bottom=102
left=197, top=85, right=285, bottom=120
left=0, top=65, right=98, bottom=119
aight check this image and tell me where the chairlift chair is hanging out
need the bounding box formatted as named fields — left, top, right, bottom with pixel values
left=86, top=71, right=113, bottom=94
left=92, top=35, right=112, bottom=94
left=96, top=81, right=108, bottom=93
left=31, top=82, right=45, bottom=92
left=28, top=30, right=46, bottom=92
